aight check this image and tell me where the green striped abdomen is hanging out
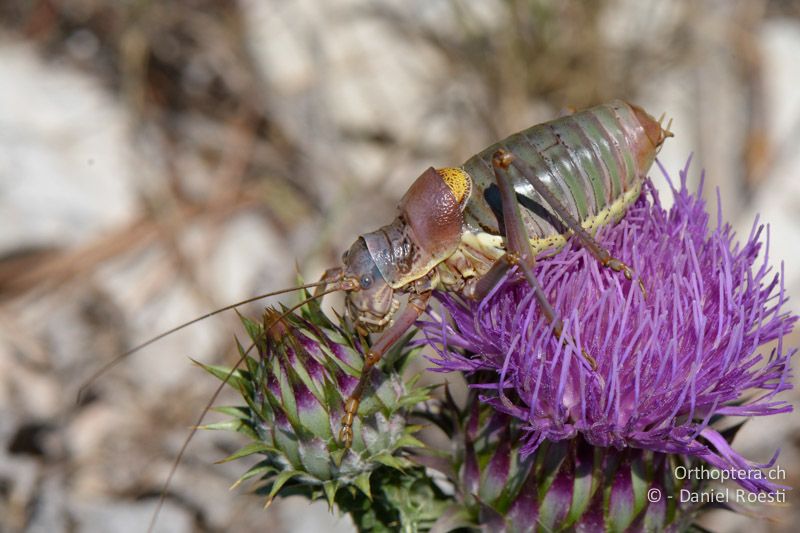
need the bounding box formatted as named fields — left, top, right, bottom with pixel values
left=461, top=100, right=654, bottom=250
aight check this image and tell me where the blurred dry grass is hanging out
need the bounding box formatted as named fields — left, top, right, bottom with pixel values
left=0, top=0, right=798, bottom=531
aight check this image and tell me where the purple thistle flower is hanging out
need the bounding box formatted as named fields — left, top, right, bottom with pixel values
left=421, top=158, right=796, bottom=494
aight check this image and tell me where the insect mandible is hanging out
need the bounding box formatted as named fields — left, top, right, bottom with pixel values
left=80, top=98, right=671, bottom=476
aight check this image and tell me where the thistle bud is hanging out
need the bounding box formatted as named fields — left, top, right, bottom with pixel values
left=202, top=297, right=448, bottom=529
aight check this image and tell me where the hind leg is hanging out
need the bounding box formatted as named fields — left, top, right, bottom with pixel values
left=506, top=153, right=645, bottom=295
left=467, top=149, right=596, bottom=369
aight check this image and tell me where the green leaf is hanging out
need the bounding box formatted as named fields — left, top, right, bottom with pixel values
left=244, top=351, right=260, bottom=380
left=232, top=461, right=277, bottom=490
left=564, top=443, right=595, bottom=528
left=329, top=447, right=346, bottom=467
left=535, top=440, right=569, bottom=499
left=397, top=387, right=434, bottom=410
left=216, top=442, right=279, bottom=464
left=199, top=419, right=245, bottom=432
left=495, top=449, right=534, bottom=513
left=265, top=470, right=305, bottom=507
left=192, top=358, right=245, bottom=391
left=237, top=311, right=264, bottom=343
left=630, top=453, right=649, bottom=518
left=211, top=405, right=251, bottom=420
left=322, top=480, right=339, bottom=511
left=395, top=434, right=426, bottom=450
left=372, top=454, right=411, bottom=471
left=239, top=382, right=264, bottom=421
left=235, top=423, right=260, bottom=440
left=353, top=472, right=372, bottom=499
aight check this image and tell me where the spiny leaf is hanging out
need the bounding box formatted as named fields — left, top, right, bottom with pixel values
left=212, top=405, right=251, bottom=420
left=200, top=419, right=245, bottom=432
left=397, top=387, right=435, bottom=410
left=237, top=311, right=264, bottom=343
left=265, top=470, right=305, bottom=508
left=354, top=472, right=373, bottom=499
left=217, top=442, right=279, bottom=464
left=372, top=454, right=413, bottom=471
left=395, top=434, right=426, bottom=450
left=191, top=358, right=245, bottom=391
left=232, top=461, right=277, bottom=490
left=323, top=480, right=339, bottom=510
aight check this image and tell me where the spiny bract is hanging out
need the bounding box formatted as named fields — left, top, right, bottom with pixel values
left=201, top=295, right=448, bottom=531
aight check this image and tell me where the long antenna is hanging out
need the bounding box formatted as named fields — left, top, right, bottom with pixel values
left=77, top=278, right=338, bottom=402
left=145, top=285, right=343, bottom=533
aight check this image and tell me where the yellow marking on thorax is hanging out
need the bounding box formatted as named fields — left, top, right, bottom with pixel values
left=436, top=167, right=472, bottom=206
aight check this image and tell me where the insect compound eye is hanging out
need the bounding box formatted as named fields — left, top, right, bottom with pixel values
left=359, top=274, right=373, bottom=290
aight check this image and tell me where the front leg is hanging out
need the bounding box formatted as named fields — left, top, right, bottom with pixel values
left=339, top=291, right=431, bottom=448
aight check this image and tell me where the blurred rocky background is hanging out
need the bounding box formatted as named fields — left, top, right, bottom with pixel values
left=0, top=0, right=798, bottom=531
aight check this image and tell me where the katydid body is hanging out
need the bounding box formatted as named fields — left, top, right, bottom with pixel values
left=335, top=100, right=670, bottom=445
